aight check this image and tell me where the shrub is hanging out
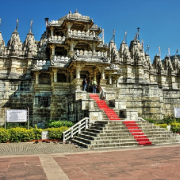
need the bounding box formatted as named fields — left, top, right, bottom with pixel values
left=33, top=125, right=43, bottom=140
left=171, top=122, right=180, bottom=133
left=155, top=124, right=167, bottom=129
left=0, top=128, right=11, bottom=143
left=47, top=120, right=74, bottom=128
left=47, top=126, right=68, bottom=140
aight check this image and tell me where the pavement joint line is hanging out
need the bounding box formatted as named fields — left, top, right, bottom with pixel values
left=39, top=154, right=69, bottom=180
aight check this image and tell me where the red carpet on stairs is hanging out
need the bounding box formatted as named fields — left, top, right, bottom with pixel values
left=124, top=121, right=152, bottom=145
left=89, top=94, right=120, bottom=121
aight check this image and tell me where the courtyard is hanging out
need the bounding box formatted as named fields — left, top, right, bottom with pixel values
left=0, top=143, right=180, bottom=180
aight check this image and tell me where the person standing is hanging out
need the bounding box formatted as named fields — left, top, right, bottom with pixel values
left=92, top=78, right=97, bottom=93
left=83, top=78, right=87, bottom=91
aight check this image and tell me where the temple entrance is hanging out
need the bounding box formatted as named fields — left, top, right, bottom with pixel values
left=80, top=67, right=101, bottom=93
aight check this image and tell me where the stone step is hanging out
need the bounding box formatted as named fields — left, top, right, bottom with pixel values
left=79, top=133, right=135, bottom=140
left=89, top=142, right=139, bottom=149
left=74, top=136, right=138, bottom=145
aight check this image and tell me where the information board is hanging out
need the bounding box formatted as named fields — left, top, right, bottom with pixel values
left=174, top=107, right=180, bottom=118
left=41, top=131, right=49, bottom=140
left=6, top=109, right=27, bottom=122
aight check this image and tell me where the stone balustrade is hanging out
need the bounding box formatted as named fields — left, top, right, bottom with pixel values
left=51, top=56, right=70, bottom=67
left=68, top=30, right=101, bottom=41
left=76, top=50, right=107, bottom=57
left=48, top=36, right=66, bottom=42
left=67, top=14, right=90, bottom=20
left=33, top=60, right=50, bottom=70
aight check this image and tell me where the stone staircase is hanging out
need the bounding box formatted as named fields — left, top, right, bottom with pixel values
left=71, top=120, right=180, bottom=149
left=71, top=93, right=180, bottom=149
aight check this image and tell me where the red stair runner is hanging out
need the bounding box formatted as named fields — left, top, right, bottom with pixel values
left=124, top=121, right=152, bottom=145
left=89, top=94, right=120, bottom=121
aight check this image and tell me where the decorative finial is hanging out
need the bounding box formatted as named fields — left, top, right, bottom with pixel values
left=176, top=49, right=178, bottom=55
left=111, top=30, right=115, bottom=42
left=29, top=20, right=33, bottom=32
left=69, top=11, right=72, bottom=14
left=75, top=9, right=78, bottom=13
left=123, top=31, right=127, bottom=43
left=15, top=19, right=19, bottom=31
left=145, top=45, right=149, bottom=54
left=158, top=46, right=161, bottom=57
left=137, top=27, right=140, bottom=40
left=168, top=47, right=170, bottom=59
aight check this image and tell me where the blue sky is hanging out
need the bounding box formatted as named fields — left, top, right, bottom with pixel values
left=0, top=0, right=180, bottom=61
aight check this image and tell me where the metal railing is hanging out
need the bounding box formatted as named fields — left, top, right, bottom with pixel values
left=63, top=117, right=89, bottom=142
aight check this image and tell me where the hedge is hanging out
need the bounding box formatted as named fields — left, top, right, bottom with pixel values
left=46, top=120, right=74, bottom=128
left=0, top=126, right=68, bottom=143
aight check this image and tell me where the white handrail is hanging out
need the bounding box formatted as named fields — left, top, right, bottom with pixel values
left=138, top=117, right=146, bottom=121
left=63, top=117, right=89, bottom=142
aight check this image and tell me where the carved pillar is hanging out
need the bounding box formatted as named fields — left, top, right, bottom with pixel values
left=34, top=71, right=39, bottom=84
left=92, top=42, right=96, bottom=55
left=67, top=23, right=72, bottom=33
left=50, top=27, right=54, bottom=36
left=53, top=69, right=58, bottom=82
left=108, top=75, right=112, bottom=84
left=76, top=65, right=81, bottom=79
left=70, top=71, right=74, bottom=82
left=101, top=68, right=105, bottom=80
left=50, top=45, right=55, bottom=59
left=70, top=42, right=74, bottom=52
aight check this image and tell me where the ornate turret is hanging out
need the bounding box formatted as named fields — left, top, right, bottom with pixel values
left=119, top=41, right=130, bottom=63
left=109, top=40, right=120, bottom=63
left=7, top=30, right=22, bottom=56
left=172, top=55, right=180, bottom=70
left=153, top=54, right=163, bottom=70
left=23, top=25, right=37, bottom=57
left=129, top=36, right=144, bottom=64
left=163, top=55, right=173, bottom=71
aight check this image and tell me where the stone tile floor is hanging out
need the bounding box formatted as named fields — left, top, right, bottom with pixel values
left=0, top=156, right=47, bottom=180
left=1, top=143, right=180, bottom=179
left=54, top=145, right=180, bottom=180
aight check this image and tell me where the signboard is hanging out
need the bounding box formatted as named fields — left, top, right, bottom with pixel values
left=6, top=109, right=27, bottom=122
left=174, top=107, right=180, bottom=118
left=41, top=131, right=49, bottom=140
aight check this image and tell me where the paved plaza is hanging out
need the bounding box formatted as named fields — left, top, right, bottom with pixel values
left=0, top=143, right=180, bottom=179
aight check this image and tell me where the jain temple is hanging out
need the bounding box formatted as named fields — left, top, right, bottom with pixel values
left=0, top=10, right=180, bottom=127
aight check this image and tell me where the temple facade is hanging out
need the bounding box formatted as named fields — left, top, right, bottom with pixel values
left=0, top=10, right=180, bottom=126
